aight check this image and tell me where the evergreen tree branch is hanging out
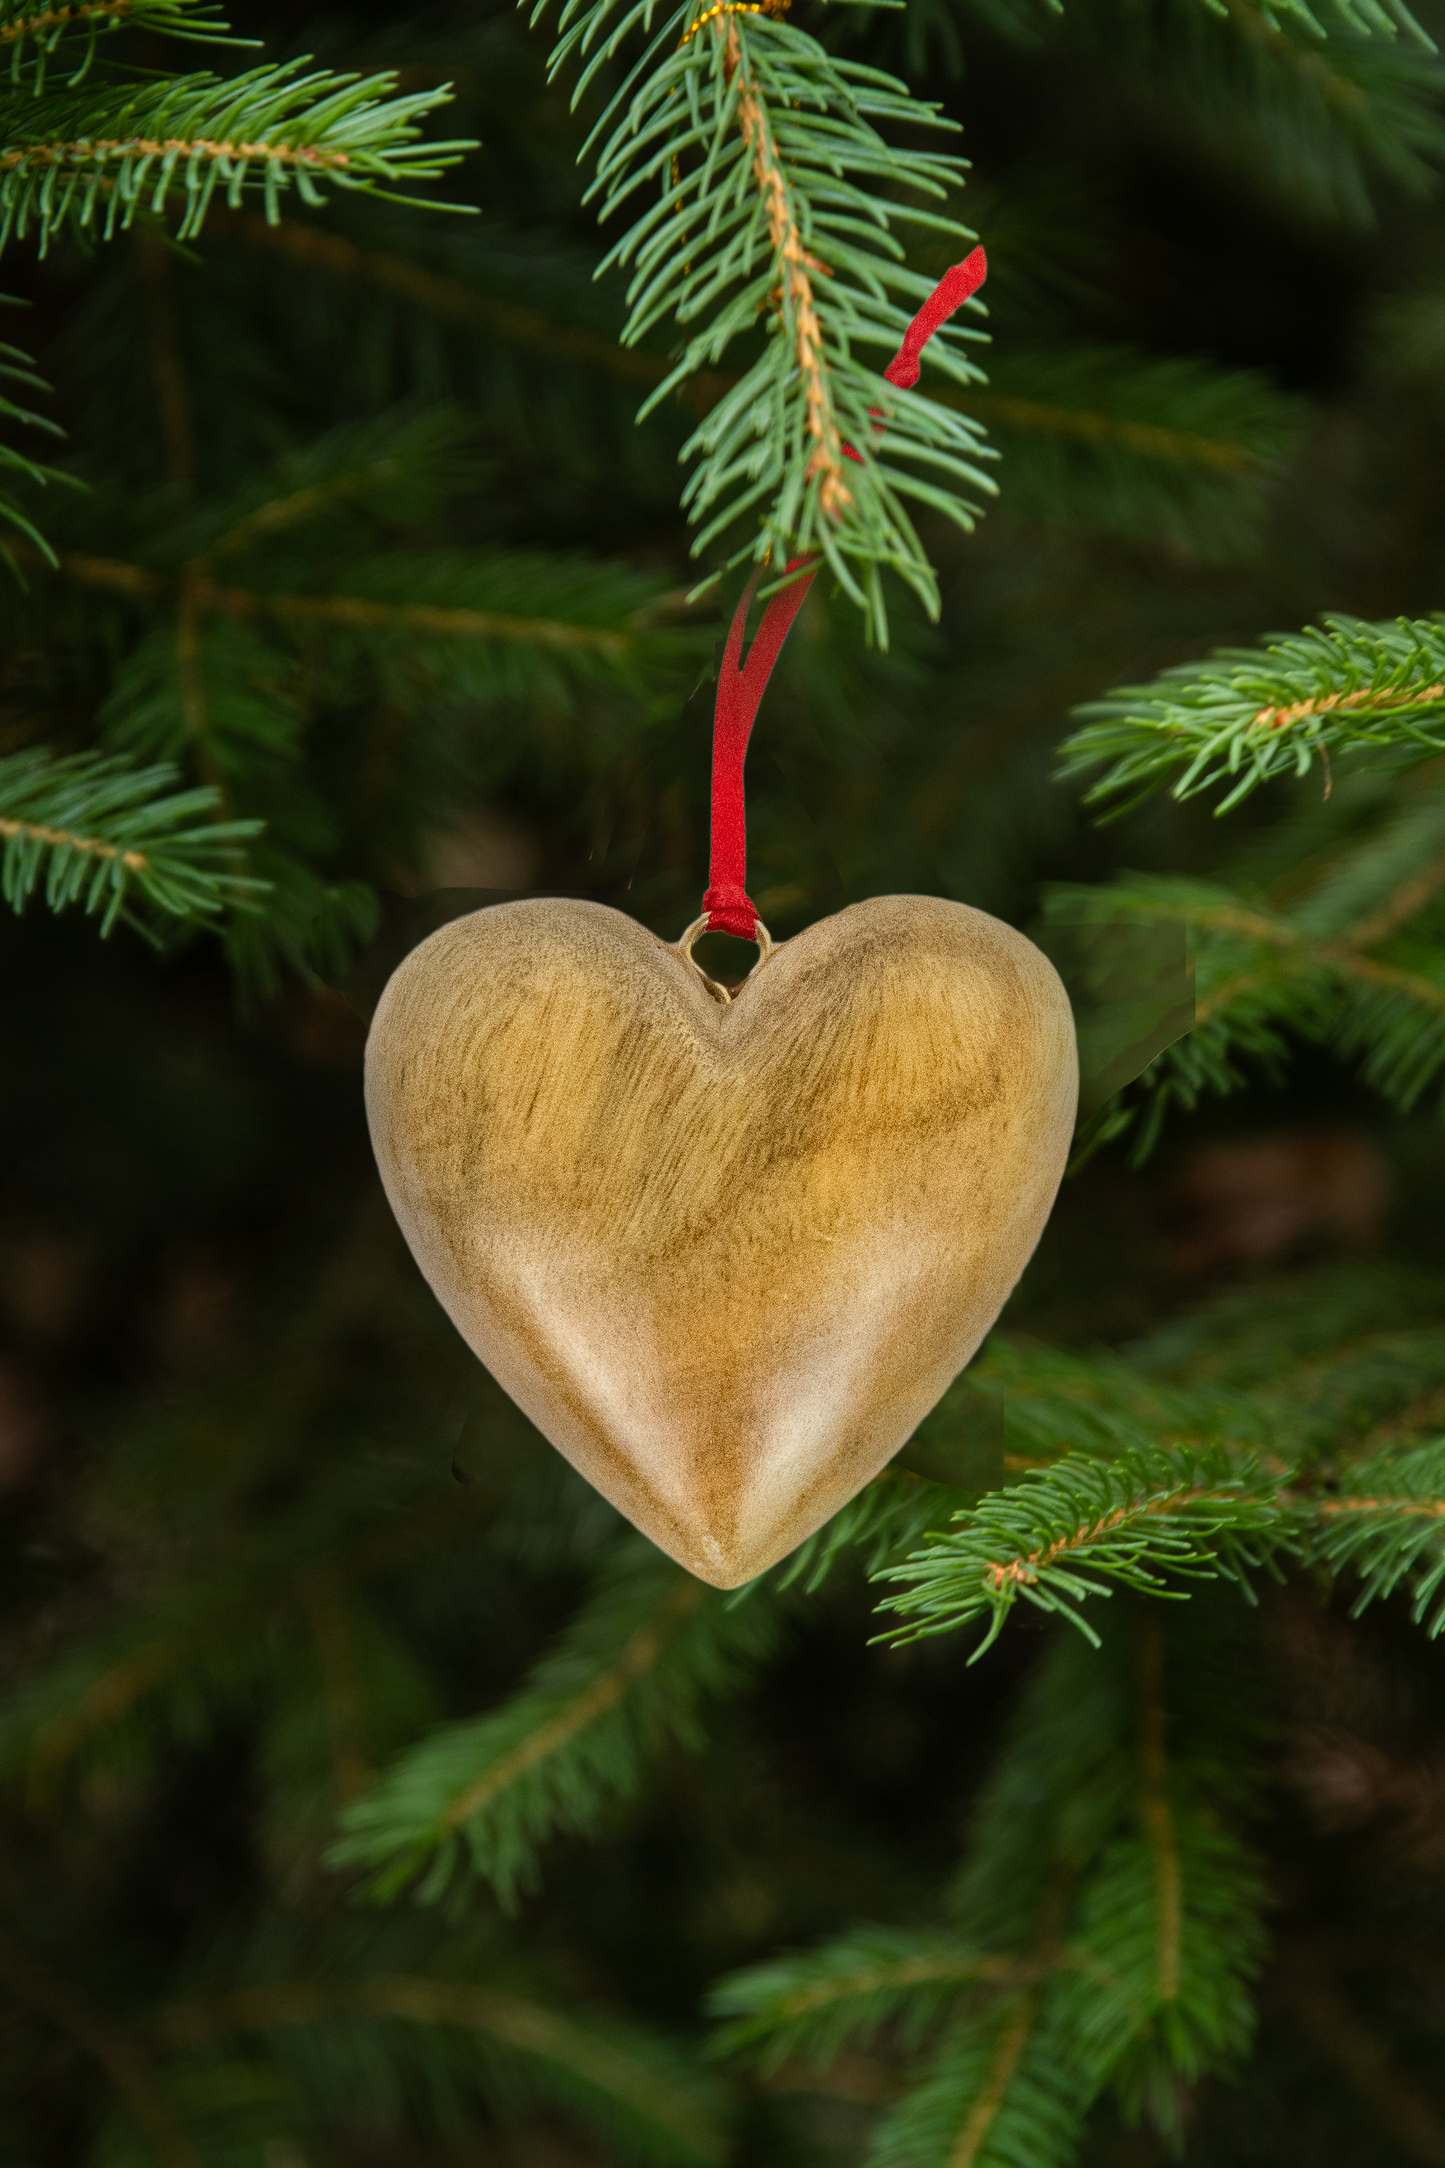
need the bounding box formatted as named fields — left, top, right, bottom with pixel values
left=954, top=343, right=1302, bottom=555
left=331, top=1543, right=782, bottom=1906
left=41, top=546, right=644, bottom=656
left=0, top=299, right=78, bottom=564
left=710, top=1929, right=1047, bottom=2074
left=0, top=0, right=243, bottom=95
left=0, top=62, right=473, bottom=252
left=0, top=746, right=263, bottom=933
left=1046, top=795, right=1445, bottom=1155
left=867, top=1909, right=1083, bottom=2168
left=218, top=210, right=734, bottom=412
left=565, top=0, right=993, bottom=637
left=160, top=1974, right=728, bottom=2167
left=872, top=1446, right=1291, bottom=1658
left=1308, top=1438, right=1445, bottom=1632
left=219, top=219, right=1292, bottom=558
left=1025, top=0, right=1445, bottom=228
left=1060, top=613, right=1445, bottom=815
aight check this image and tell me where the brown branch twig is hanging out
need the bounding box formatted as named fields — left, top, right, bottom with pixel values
left=40, top=549, right=634, bottom=656
left=1316, top=1495, right=1445, bottom=1520
left=932, top=385, right=1254, bottom=473
left=985, top=1484, right=1241, bottom=1592
left=0, top=0, right=132, bottom=43
left=1254, top=679, right=1445, bottom=734
left=0, top=811, right=147, bottom=872
left=1345, top=854, right=1445, bottom=950
left=723, top=17, right=850, bottom=520
left=0, top=137, right=351, bottom=174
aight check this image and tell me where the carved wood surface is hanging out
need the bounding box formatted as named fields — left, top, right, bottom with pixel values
left=365, top=896, right=1078, bottom=1586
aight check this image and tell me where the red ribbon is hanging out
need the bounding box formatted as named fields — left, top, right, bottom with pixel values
left=702, top=557, right=816, bottom=938
left=883, top=245, right=988, bottom=390
left=701, top=247, right=988, bottom=941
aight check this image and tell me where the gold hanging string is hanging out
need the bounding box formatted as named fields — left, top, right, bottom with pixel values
left=678, top=0, right=788, bottom=47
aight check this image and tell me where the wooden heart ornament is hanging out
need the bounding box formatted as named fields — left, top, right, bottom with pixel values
left=365, top=253, right=1078, bottom=1587
left=366, top=895, right=1076, bottom=1587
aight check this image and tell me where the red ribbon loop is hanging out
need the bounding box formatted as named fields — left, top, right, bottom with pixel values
left=697, top=248, right=988, bottom=941
left=703, top=558, right=817, bottom=938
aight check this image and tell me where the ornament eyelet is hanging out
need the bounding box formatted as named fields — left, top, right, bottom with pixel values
left=677, top=913, right=774, bottom=1005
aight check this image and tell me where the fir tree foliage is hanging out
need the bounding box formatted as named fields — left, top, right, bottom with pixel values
left=0, top=296, right=72, bottom=559
left=578, top=0, right=993, bottom=633
left=331, top=1539, right=784, bottom=1908
left=3, top=0, right=1445, bottom=2164
left=872, top=1444, right=1290, bottom=1657
left=0, top=0, right=473, bottom=252
left=1308, top=1436, right=1445, bottom=1634
left=1062, top=612, right=1445, bottom=814
left=0, top=745, right=263, bottom=931
left=712, top=1606, right=1270, bottom=2166
left=1044, top=763, right=1445, bottom=1157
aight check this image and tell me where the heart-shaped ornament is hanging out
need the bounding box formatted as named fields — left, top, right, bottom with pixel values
left=365, top=894, right=1077, bottom=1586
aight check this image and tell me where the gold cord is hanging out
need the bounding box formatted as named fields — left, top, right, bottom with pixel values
left=679, top=0, right=788, bottom=46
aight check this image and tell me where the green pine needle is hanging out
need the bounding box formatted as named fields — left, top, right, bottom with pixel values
left=709, top=1926, right=1017, bottom=2073
left=1309, top=1438, right=1445, bottom=1632
left=539, top=0, right=993, bottom=640
left=0, top=1, right=248, bottom=96
left=0, top=60, right=474, bottom=253
left=331, top=1542, right=782, bottom=1906
left=872, top=1446, right=1292, bottom=1658
left=0, top=745, right=264, bottom=932
left=1060, top=613, right=1445, bottom=816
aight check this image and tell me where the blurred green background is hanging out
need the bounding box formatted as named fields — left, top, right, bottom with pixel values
left=3, top=0, right=1445, bottom=2161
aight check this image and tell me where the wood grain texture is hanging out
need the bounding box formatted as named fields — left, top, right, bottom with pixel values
left=365, top=896, right=1078, bottom=1587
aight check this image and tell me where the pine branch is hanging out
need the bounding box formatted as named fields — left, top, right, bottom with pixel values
left=872, top=1445, right=1291, bottom=1658
left=160, top=1973, right=728, bottom=2168
left=1309, top=1438, right=1445, bottom=1633
left=1033, top=0, right=1445, bottom=229
left=52, top=545, right=662, bottom=662
left=218, top=215, right=1293, bottom=561
left=709, top=1928, right=1038, bottom=2074
left=0, top=61, right=473, bottom=252
left=867, top=1976, right=1085, bottom=2168
left=1045, top=784, right=1445, bottom=1154
left=848, top=1613, right=1271, bottom=2163
left=5, top=408, right=702, bottom=985
left=963, top=343, right=1302, bottom=556
left=0, top=1, right=243, bottom=95
left=771, top=1468, right=969, bottom=1595
left=0, top=745, right=263, bottom=933
left=551, top=0, right=993, bottom=638
left=1051, top=1613, right=1266, bottom=2136
left=331, top=1542, right=782, bottom=1906
left=1060, top=613, right=1445, bottom=816
left=0, top=297, right=79, bottom=564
